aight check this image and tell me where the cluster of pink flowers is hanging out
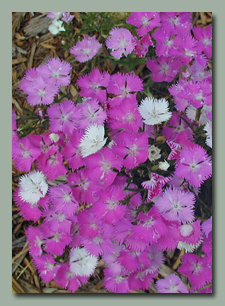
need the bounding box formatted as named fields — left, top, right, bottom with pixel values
left=12, top=12, right=212, bottom=293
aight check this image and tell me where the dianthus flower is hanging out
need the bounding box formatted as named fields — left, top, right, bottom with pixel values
left=178, top=253, right=212, bottom=290
left=48, top=184, right=79, bottom=217
left=61, top=130, right=85, bottom=170
left=204, top=121, right=212, bottom=148
left=12, top=137, right=41, bottom=172
left=48, top=19, right=65, bottom=35
left=186, top=104, right=212, bottom=125
left=192, top=24, right=212, bottom=58
left=77, top=68, right=110, bottom=103
left=147, top=56, right=182, bottom=83
left=32, top=254, right=59, bottom=283
left=26, top=225, right=47, bottom=257
left=159, top=12, right=192, bottom=37
left=39, top=58, right=71, bottom=87
left=76, top=98, right=107, bottom=131
left=154, top=187, right=195, bottom=223
left=107, top=72, right=143, bottom=106
left=107, top=97, right=142, bottom=134
left=128, top=269, right=157, bottom=291
left=69, top=247, right=98, bottom=277
left=106, top=27, right=135, bottom=59
left=93, top=185, right=126, bottom=225
left=153, top=26, right=178, bottom=57
left=70, top=35, right=102, bottom=62
left=17, top=171, right=48, bottom=205
left=79, top=124, right=107, bottom=158
left=103, top=263, right=130, bottom=293
left=37, top=146, right=67, bottom=181
left=61, top=12, right=74, bottom=24
left=142, top=173, right=171, bottom=202
left=175, top=145, right=212, bottom=187
left=134, top=34, right=154, bottom=57
left=84, top=147, right=122, bottom=187
left=47, top=12, right=62, bottom=20
left=47, top=100, right=80, bottom=135
left=126, top=12, right=161, bottom=37
left=139, top=97, right=172, bottom=125
left=113, top=131, right=148, bottom=169
left=55, top=263, right=88, bottom=293
left=21, top=75, right=59, bottom=106
left=148, top=145, right=161, bottom=162
left=156, top=274, right=189, bottom=293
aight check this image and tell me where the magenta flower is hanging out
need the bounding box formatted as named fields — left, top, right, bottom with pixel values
left=156, top=274, right=189, bottom=293
left=127, top=12, right=161, bottom=37
left=178, top=253, right=212, bottom=290
left=39, top=58, right=71, bottom=87
left=77, top=68, right=110, bottom=103
left=103, top=263, right=130, bottom=293
left=37, top=145, right=67, bottom=181
left=47, top=100, right=80, bottom=135
left=113, top=131, right=148, bottom=169
left=76, top=98, right=107, bottom=131
left=26, top=225, right=47, bottom=257
left=23, top=76, right=59, bottom=106
left=48, top=184, right=79, bottom=217
left=70, top=35, right=102, bottom=62
left=192, top=24, right=212, bottom=58
left=12, top=137, right=41, bottom=172
left=153, top=25, right=178, bottom=57
left=117, top=248, right=151, bottom=272
left=134, top=34, right=153, bottom=57
left=61, top=130, right=85, bottom=170
left=61, top=12, right=74, bottom=24
left=106, top=27, right=136, bottom=59
left=107, top=72, right=143, bottom=106
left=160, top=12, right=192, bottom=37
left=107, top=97, right=142, bottom=134
left=175, top=145, right=212, bottom=187
left=33, top=254, right=58, bottom=283
left=142, top=173, right=171, bottom=202
left=93, top=185, right=126, bottom=225
left=84, top=147, right=122, bottom=187
left=154, top=187, right=195, bottom=223
left=128, top=270, right=156, bottom=291
left=147, top=56, right=182, bottom=83
left=55, top=263, right=88, bottom=293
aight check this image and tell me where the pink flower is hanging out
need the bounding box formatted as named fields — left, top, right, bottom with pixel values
left=128, top=269, right=156, bottom=291
left=39, top=58, right=71, bottom=87
left=93, top=185, right=126, bottom=225
left=77, top=68, right=110, bottom=103
left=154, top=187, right=195, bottom=223
left=127, top=12, right=161, bottom=37
left=26, top=225, right=47, bottom=257
left=107, top=97, right=142, bottom=134
left=55, top=263, right=88, bottom=293
left=48, top=184, right=79, bottom=217
left=70, top=35, right=102, bottom=62
left=107, top=72, right=143, bottom=106
left=61, top=12, right=74, bottom=24
left=156, top=274, right=189, bottom=293
left=134, top=34, right=154, bottom=57
left=106, top=27, right=136, bottom=59
left=178, top=253, right=212, bottom=290
left=61, top=130, right=85, bottom=170
left=103, top=263, right=130, bottom=293
left=175, top=145, right=212, bottom=187
left=37, top=146, right=67, bottom=181
left=192, top=24, right=212, bottom=58
left=113, top=131, right=148, bottom=169
left=160, top=12, right=192, bottom=37
left=22, top=75, right=59, bottom=106
left=142, top=173, right=171, bottom=202
left=147, top=56, right=182, bottom=83
left=12, top=137, right=41, bottom=172
left=47, top=100, right=80, bottom=135
left=33, top=254, right=59, bottom=283
left=84, top=147, right=122, bottom=187
left=76, top=98, right=107, bottom=131
left=153, top=25, right=178, bottom=57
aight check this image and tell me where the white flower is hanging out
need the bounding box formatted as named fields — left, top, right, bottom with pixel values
left=186, top=104, right=212, bottom=125
left=159, top=160, right=170, bottom=171
left=148, top=145, right=161, bottom=162
left=139, top=97, right=172, bottom=125
left=79, top=124, right=107, bottom=158
left=204, top=121, right=212, bottom=148
left=70, top=247, right=98, bottom=277
left=49, top=133, right=60, bottom=143
left=48, top=19, right=65, bottom=35
left=18, top=171, right=48, bottom=205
